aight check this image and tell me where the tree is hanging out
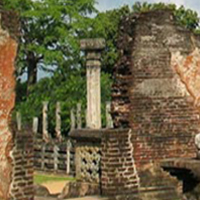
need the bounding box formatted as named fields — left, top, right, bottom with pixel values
left=11, top=2, right=200, bottom=135
left=15, top=69, right=112, bottom=133
left=3, top=0, right=96, bottom=94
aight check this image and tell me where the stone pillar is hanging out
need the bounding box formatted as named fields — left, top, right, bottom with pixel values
left=80, top=39, right=105, bottom=129
left=16, top=112, right=22, bottom=131
left=70, top=109, right=75, bottom=131
left=106, top=101, right=113, bottom=128
left=55, top=102, right=62, bottom=141
left=33, top=117, right=39, bottom=134
left=42, top=101, right=49, bottom=142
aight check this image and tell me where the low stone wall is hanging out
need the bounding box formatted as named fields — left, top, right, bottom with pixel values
left=11, top=129, right=34, bottom=200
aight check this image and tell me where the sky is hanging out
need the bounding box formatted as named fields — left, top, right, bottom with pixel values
left=25, top=0, right=200, bottom=81
left=95, top=0, right=200, bottom=16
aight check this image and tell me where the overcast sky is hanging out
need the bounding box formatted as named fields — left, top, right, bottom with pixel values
left=95, top=0, right=200, bottom=16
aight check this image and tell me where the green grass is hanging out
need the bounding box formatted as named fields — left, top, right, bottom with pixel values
left=34, top=173, right=75, bottom=184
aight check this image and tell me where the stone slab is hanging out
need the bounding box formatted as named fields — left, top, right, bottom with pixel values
left=69, top=129, right=102, bottom=141
left=80, top=39, right=105, bottom=51
left=35, top=196, right=108, bottom=200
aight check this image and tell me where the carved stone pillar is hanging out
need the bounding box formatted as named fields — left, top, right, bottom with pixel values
left=80, top=39, right=105, bottom=129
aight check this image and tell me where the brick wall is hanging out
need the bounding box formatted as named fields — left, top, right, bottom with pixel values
left=0, top=7, right=34, bottom=200
left=10, top=129, right=34, bottom=200
left=111, top=10, right=200, bottom=170
left=101, top=129, right=139, bottom=196
left=132, top=133, right=195, bottom=169
left=0, top=8, right=19, bottom=199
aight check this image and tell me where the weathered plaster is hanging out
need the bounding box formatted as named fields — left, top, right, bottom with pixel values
left=133, top=77, right=189, bottom=97
left=0, top=27, right=17, bottom=199
left=171, top=48, right=200, bottom=106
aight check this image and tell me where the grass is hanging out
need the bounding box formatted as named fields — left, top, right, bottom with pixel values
left=34, top=173, right=76, bottom=184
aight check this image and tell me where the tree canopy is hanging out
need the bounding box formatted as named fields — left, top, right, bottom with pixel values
left=3, top=0, right=96, bottom=94
left=5, top=1, right=200, bottom=135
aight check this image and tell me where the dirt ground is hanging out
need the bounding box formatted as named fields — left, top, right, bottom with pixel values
left=41, top=181, right=67, bottom=194
left=35, top=196, right=108, bottom=200
left=37, top=181, right=108, bottom=200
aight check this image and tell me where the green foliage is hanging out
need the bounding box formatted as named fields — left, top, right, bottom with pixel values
left=12, top=1, right=200, bottom=136
left=15, top=80, right=27, bottom=103
left=3, top=0, right=97, bottom=80
left=16, top=69, right=85, bottom=134
left=16, top=70, right=112, bottom=134
left=34, top=173, right=75, bottom=184
left=175, top=5, right=199, bottom=30
left=87, top=6, right=131, bottom=74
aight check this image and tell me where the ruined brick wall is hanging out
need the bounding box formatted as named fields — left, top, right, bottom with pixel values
left=101, top=129, right=139, bottom=196
left=0, top=13, right=19, bottom=200
left=11, top=130, right=34, bottom=200
left=132, top=133, right=195, bottom=168
left=112, top=10, right=200, bottom=169
left=0, top=7, right=34, bottom=200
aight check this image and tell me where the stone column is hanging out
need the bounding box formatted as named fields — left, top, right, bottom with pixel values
left=33, top=117, right=39, bottom=134
left=55, top=102, right=62, bottom=141
left=42, top=101, right=49, bottom=142
left=80, top=39, right=105, bottom=129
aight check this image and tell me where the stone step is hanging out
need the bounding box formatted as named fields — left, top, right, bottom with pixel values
left=35, top=196, right=108, bottom=200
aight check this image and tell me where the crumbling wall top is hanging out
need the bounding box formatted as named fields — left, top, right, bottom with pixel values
left=0, top=3, right=20, bottom=40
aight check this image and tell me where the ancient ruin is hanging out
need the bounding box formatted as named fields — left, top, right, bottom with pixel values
left=1, top=5, right=200, bottom=200
left=80, top=38, right=105, bottom=129
left=0, top=7, right=34, bottom=200
left=70, top=9, right=200, bottom=200
left=0, top=22, right=17, bottom=200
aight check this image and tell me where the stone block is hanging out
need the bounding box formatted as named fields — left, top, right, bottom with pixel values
left=80, top=38, right=105, bottom=51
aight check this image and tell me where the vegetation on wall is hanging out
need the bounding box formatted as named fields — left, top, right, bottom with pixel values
left=132, top=2, right=199, bottom=30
